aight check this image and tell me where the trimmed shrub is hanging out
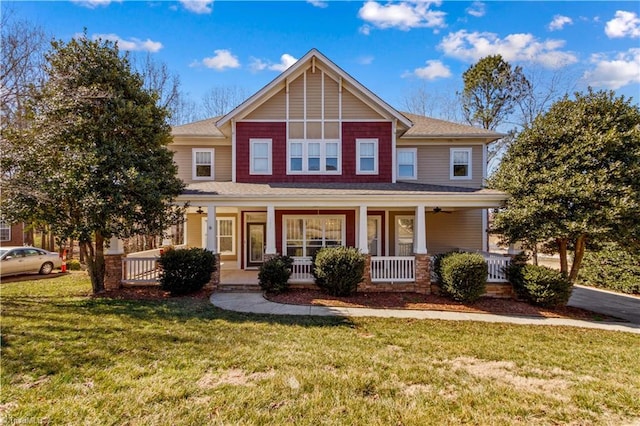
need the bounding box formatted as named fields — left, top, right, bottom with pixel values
left=508, top=263, right=572, bottom=307
left=66, top=259, right=82, bottom=271
left=258, top=255, right=294, bottom=293
left=159, top=248, right=216, bottom=295
left=314, top=246, right=366, bottom=296
left=440, top=252, right=487, bottom=302
left=431, top=250, right=465, bottom=285
left=579, top=244, right=640, bottom=295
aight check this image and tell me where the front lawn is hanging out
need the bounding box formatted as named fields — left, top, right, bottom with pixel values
left=2, top=273, right=639, bottom=425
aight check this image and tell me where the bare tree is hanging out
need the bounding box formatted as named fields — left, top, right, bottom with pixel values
left=1, top=8, right=47, bottom=129
left=400, top=82, right=463, bottom=122
left=201, top=86, right=248, bottom=117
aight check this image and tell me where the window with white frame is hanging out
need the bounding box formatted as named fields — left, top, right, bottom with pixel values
left=287, top=140, right=340, bottom=174
left=357, top=139, right=378, bottom=174
left=192, top=148, right=214, bottom=180
left=450, top=148, right=472, bottom=179
left=250, top=139, right=272, bottom=175
left=0, top=220, right=10, bottom=242
left=284, top=216, right=344, bottom=258
left=217, top=218, right=235, bottom=255
left=397, top=148, right=417, bottom=180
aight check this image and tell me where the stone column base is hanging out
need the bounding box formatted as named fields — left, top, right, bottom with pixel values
left=205, top=253, right=221, bottom=291
left=104, top=254, right=124, bottom=291
left=414, top=254, right=431, bottom=295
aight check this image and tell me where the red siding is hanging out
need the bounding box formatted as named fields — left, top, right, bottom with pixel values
left=235, top=121, right=392, bottom=183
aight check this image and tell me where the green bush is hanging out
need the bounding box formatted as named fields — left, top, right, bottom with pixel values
left=431, top=250, right=464, bottom=284
left=508, top=263, right=572, bottom=307
left=66, top=259, right=82, bottom=271
left=440, top=252, right=487, bottom=302
left=258, top=255, right=294, bottom=293
left=314, top=246, right=366, bottom=296
left=578, top=244, right=640, bottom=294
left=158, top=248, right=216, bottom=295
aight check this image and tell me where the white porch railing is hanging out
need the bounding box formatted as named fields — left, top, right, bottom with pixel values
left=484, top=254, right=510, bottom=283
left=122, top=257, right=160, bottom=284
left=290, top=257, right=314, bottom=283
left=371, top=256, right=415, bottom=283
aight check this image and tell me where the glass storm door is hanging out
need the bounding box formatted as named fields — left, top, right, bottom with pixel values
left=247, top=223, right=265, bottom=267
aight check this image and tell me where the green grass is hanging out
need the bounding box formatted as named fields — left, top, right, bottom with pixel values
left=2, top=273, right=639, bottom=425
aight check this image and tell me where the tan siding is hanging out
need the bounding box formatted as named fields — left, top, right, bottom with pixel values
left=324, top=121, right=339, bottom=139
left=170, top=145, right=232, bottom=184
left=306, top=70, right=322, bottom=119
left=289, top=122, right=304, bottom=139
left=426, top=210, right=483, bottom=254
left=245, top=89, right=286, bottom=120
left=185, top=213, right=238, bottom=262
left=324, top=76, right=339, bottom=119
left=412, top=145, right=483, bottom=188
left=341, top=90, right=384, bottom=120
left=288, top=75, right=304, bottom=119
left=307, top=122, right=322, bottom=139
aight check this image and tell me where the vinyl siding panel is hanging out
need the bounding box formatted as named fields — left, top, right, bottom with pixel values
left=324, top=76, right=339, bottom=119
left=245, top=89, right=286, bottom=120
left=306, top=70, right=322, bottom=119
left=426, top=210, right=483, bottom=254
left=288, top=75, right=304, bottom=119
left=185, top=213, right=238, bottom=262
left=171, top=145, right=232, bottom=184
left=342, top=90, right=384, bottom=120
left=410, top=145, right=484, bottom=188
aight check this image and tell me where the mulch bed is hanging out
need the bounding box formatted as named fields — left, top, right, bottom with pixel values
left=98, top=286, right=212, bottom=301
left=266, top=289, right=625, bottom=322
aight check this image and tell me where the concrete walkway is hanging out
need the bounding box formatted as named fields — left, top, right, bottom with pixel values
left=211, top=292, right=640, bottom=334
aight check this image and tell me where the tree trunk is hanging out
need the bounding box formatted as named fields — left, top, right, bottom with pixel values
left=569, top=234, right=587, bottom=283
left=80, top=232, right=106, bottom=294
left=556, top=238, right=569, bottom=275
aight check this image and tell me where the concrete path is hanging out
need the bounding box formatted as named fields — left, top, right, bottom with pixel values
left=569, top=285, right=640, bottom=324
left=211, top=292, right=640, bottom=334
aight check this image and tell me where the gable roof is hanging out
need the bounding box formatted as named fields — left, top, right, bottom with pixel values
left=399, top=113, right=504, bottom=141
left=215, top=48, right=413, bottom=130
left=171, top=116, right=225, bottom=138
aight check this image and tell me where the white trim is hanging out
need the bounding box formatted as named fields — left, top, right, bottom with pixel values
left=367, top=215, right=382, bottom=257
left=249, top=138, right=272, bottom=175
left=282, top=215, right=346, bottom=258
left=450, top=147, right=473, bottom=180
left=356, top=138, right=378, bottom=175
left=392, top=119, right=397, bottom=183
left=231, top=120, right=236, bottom=182
left=395, top=215, right=415, bottom=256
left=358, top=205, right=369, bottom=254
left=0, top=219, right=11, bottom=242
left=202, top=216, right=236, bottom=255
left=396, top=147, right=417, bottom=180
left=192, top=148, right=215, bottom=181
left=287, top=139, right=341, bottom=174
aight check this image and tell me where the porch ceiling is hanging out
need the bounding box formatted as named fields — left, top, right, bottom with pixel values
left=178, top=181, right=508, bottom=208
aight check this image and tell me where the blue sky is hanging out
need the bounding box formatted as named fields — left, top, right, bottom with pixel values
left=8, top=1, right=640, bottom=118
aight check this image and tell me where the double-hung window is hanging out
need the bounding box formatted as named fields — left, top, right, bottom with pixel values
left=287, top=140, right=340, bottom=174
left=397, top=148, right=417, bottom=180
left=217, top=218, right=235, bottom=255
left=0, top=219, right=10, bottom=242
left=357, top=139, right=378, bottom=174
left=284, top=216, right=344, bottom=258
left=450, top=148, right=472, bottom=180
left=250, top=139, right=272, bottom=175
left=192, top=148, right=214, bottom=180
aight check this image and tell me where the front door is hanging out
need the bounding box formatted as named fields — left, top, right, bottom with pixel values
left=247, top=223, right=265, bottom=268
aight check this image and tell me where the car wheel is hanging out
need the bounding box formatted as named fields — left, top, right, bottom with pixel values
left=39, top=262, right=54, bottom=275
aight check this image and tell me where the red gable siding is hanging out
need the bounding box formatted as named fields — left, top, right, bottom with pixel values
left=236, top=121, right=392, bottom=183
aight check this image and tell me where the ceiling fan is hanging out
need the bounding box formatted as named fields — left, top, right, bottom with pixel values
left=432, top=207, right=452, bottom=214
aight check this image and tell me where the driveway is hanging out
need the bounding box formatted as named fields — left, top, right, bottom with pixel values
left=569, top=285, right=640, bottom=324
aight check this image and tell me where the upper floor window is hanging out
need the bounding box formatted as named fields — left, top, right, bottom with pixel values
left=287, top=140, right=340, bottom=174
left=192, top=148, right=214, bottom=180
left=357, top=139, right=378, bottom=175
left=450, top=148, right=472, bottom=180
left=397, top=148, right=417, bottom=180
left=0, top=220, right=10, bottom=242
left=250, top=139, right=272, bottom=175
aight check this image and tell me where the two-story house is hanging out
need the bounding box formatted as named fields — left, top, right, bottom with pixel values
left=169, top=49, right=508, bottom=291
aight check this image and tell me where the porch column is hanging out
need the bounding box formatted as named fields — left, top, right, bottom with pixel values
left=265, top=204, right=277, bottom=255
left=105, top=236, right=124, bottom=291
left=415, top=204, right=427, bottom=254
left=358, top=205, right=369, bottom=255
left=205, top=203, right=217, bottom=253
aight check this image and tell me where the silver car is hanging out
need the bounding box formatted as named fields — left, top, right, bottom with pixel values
left=0, top=246, right=62, bottom=277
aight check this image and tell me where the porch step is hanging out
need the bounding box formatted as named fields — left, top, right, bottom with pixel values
left=217, top=283, right=262, bottom=293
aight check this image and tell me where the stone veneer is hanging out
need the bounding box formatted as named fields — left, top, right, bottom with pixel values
left=104, top=254, right=124, bottom=291
left=205, top=254, right=221, bottom=290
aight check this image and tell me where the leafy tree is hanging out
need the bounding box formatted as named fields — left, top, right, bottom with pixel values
left=489, top=89, right=640, bottom=282
left=1, top=35, right=185, bottom=293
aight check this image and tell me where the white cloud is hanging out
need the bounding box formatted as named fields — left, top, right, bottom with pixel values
left=250, top=54, right=298, bottom=72
left=92, top=33, right=163, bottom=52
left=408, top=60, right=452, bottom=80
left=198, top=49, right=240, bottom=70
left=357, top=55, right=375, bottom=65
left=307, top=0, right=328, bottom=8
left=180, top=0, right=213, bottom=14
left=605, top=10, right=640, bottom=38
left=548, top=15, right=573, bottom=31
left=466, top=2, right=485, bottom=18
left=71, top=0, right=121, bottom=8
left=583, top=48, right=640, bottom=89
left=439, top=30, right=578, bottom=69
left=358, top=1, right=446, bottom=32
